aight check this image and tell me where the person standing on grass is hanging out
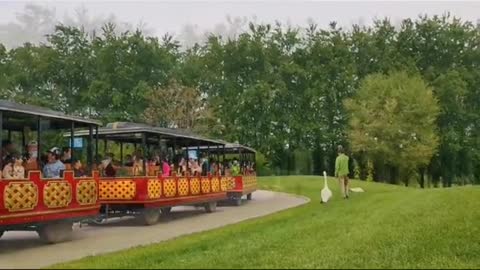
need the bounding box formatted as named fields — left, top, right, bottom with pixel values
left=335, top=145, right=350, bottom=199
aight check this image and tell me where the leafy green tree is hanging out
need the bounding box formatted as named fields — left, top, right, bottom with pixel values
left=345, top=72, right=440, bottom=186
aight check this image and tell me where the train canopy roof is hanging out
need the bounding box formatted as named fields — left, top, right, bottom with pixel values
left=72, top=122, right=225, bottom=147
left=187, top=140, right=256, bottom=154
left=0, top=99, right=101, bottom=131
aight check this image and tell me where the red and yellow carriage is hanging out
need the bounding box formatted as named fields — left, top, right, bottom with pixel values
left=74, top=122, right=229, bottom=225
left=196, top=142, right=257, bottom=206
left=0, top=100, right=101, bottom=243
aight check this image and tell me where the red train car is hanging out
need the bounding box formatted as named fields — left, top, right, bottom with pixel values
left=0, top=100, right=101, bottom=243
left=194, top=142, right=257, bottom=206
left=74, top=122, right=229, bottom=225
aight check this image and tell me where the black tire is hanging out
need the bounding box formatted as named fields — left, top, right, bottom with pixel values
left=205, top=201, right=217, bottom=213
left=161, top=207, right=172, bottom=215
left=233, top=197, right=242, bottom=206
left=0, top=231, right=3, bottom=239
left=38, top=222, right=73, bottom=244
left=143, top=208, right=160, bottom=225
left=247, top=193, right=252, bottom=200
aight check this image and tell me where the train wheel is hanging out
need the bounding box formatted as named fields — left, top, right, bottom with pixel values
left=143, top=208, right=160, bottom=225
left=205, top=201, right=217, bottom=213
left=233, top=197, right=242, bottom=206
left=161, top=207, right=172, bottom=215
left=247, top=193, right=252, bottom=200
left=38, top=221, right=73, bottom=244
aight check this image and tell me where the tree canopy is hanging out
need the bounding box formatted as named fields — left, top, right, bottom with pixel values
left=345, top=72, right=440, bottom=185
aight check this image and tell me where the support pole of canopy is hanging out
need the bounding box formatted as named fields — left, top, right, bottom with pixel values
left=185, top=143, right=189, bottom=174
left=21, top=128, right=25, bottom=152
left=207, top=144, right=210, bottom=160
left=197, top=141, right=200, bottom=176
left=120, top=142, right=123, bottom=166
left=216, top=144, right=220, bottom=175
left=238, top=147, right=243, bottom=172
left=173, top=137, right=176, bottom=170
left=95, top=126, right=99, bottom=164
left=158, top=135, right=162, bottom=165
left=142, top=133, right=147, bottom=176
left=70, top=121, right=75, bottom=162
left=88, top=125, right=93, bottom=172
left=0, top=111, right=3, bottom=170
left=37, top=116, right=41, bottom=167
left=103, top=139, right=107, bottom=155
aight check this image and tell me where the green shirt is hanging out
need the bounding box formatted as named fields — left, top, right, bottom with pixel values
left=231, top=164, right=240, bottom=176
left=335, top=154, right=350, bottom=177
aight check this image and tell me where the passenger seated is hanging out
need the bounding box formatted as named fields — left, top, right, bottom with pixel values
left=162, top=158, right=171, bottom=177
left=124, top=154, right=134, bottom=166
left=151, top=154, right=161, bottom=166
left=179, top=157, right=187, bottom=175
left=43, top=147, right=65, bottom=178
left=191, top=158, right=202, bottom=176
left=209, top=159, right=217, bottom=175
left=61, top=147, right=72, bottom=164
left=23, top=140, right=39, bottom=170
left=132, top=156, right=144, bottom=176
left=72, top=158, right=86, bottom=177
left=100, top=156, right=116, bottom=177
left=201, top=157, right=209, bottom=176
left=224, top=160, right=231, bottom=176
left=2, top=154, right=25, bottom=179
left=231, top=159, right=240, bottom=176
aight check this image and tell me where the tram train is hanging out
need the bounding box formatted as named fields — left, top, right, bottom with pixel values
left=0, top=100, right=257, bottom=244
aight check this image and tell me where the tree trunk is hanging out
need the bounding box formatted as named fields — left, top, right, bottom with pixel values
left=419, top=168, right=425, bottom=188
left=389, top=165, right=397, bottom=185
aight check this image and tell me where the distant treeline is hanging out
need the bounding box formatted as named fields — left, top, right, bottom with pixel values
left=1, top=14, right=479, bottom=187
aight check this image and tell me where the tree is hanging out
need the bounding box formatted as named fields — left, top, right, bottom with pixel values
left=345, top=71, right=440, bottom=186
left=142, top=80, right=217, bottom=135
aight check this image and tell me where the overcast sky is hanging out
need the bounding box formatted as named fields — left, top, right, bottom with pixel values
left=1, top=0, right=479, bottom=37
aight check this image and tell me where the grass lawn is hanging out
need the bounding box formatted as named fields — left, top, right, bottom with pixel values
left=51, top=176, right=480, bottom=269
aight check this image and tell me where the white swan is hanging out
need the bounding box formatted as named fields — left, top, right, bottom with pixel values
left=321, top=171, right=333, bottom=203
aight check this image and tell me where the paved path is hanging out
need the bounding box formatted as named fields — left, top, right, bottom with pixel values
left=0, top=190, right=309, bottom=269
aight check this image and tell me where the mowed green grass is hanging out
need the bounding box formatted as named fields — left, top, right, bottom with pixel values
left=51, top=176, right=480, bottom=269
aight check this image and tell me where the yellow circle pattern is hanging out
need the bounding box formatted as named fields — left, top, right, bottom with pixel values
left=76, top=180, right=97, bottom=205
left=190, top=178, right=200, bottom=195
left=147, top=179, right=162, bottom=199
left=211, top=177, right=220, bottom=192
left=201, top=178, right=211, bottom=193
left=178, top=178, right=189, bottom=196
left=163, top=178, right=176, bottom=197
left=99, top=180, right=136, bottom=200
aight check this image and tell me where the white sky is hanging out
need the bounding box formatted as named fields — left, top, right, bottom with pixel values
left=1, top=0, right=479, bottom=36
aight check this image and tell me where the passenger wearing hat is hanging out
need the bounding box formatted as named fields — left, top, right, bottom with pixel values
left=43, top=147, right=66, bottom=178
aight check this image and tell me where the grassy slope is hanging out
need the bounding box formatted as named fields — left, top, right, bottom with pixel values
left=51, top=176, right=480, bottom=269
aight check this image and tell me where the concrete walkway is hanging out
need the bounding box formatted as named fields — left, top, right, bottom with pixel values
left=0, top=190, right=309, bottom=269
